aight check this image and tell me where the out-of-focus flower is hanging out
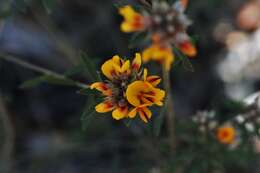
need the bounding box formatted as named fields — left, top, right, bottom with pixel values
left=237, top=1, right=260, bottom=31
left=142, top=43, right=174, bottom=71
left=216, top=126, right=236, bottom=145
left=119, top=5, right=146, bottom=32
left=91, top=53, right=165, bottom=123
left=119, top=0, right=196, bottom=70
left=218, top=29, right=260, bottom=100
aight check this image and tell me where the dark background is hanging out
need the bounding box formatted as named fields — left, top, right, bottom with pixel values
left=0, top=0, right=258, bottom=172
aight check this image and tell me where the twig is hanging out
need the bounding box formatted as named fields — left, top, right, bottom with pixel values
left=0, top=93, right=15, bottom=173
left=162, top=68, right=176, bottom=152
left=0, top=53, right=89, bottom=89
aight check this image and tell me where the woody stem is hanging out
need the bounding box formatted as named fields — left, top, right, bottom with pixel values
left=163, top=68, right=176, bottom=152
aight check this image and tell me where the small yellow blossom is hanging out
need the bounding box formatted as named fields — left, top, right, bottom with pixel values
left=119, top=5, right=145, bottom=32
left=142, top=44, right=174, bottom=71
left=216, top=126, right=236, bottom=144
left=126, top=80, right=165, bottom=123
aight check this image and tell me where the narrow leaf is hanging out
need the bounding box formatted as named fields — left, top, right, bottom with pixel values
left=129, top=31, right=149, bottom=49
left=43, top=75, right=76, bottom=86
left=173, top=46, right=194, bottom=72
left=19, top=76, right=46, bottom=89
left=79, top=51, right=98, bottom=81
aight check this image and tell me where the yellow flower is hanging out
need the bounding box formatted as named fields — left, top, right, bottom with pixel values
left=142, top=44, right=174, bottom=71
left=126, top=81, right=165, bottom=107
left=101, top=55, right=130, bottom=80
left=119, top=5, right=145, bottom=32
left=126, top=80, right=165, bottom=123
left=91, top=53, right=165, bottom=123
left=216, top=126, right=236, bottom=144
left=101, top=54, right=142, bottom=80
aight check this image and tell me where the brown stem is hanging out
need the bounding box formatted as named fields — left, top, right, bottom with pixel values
left=162, top=68, right=176, bottom=152
left=0, top=94, right=15, bottom=173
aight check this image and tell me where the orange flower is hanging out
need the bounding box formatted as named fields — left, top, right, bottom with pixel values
left=119, top=5, right=145, bottom=32
left=216, top=126, right=236, bottom=144
left=142, top=44, right=174, bottom=71
left=177, top=40, right=197, bottom=57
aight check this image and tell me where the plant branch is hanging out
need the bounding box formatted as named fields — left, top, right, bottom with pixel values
left=162, top=68, right=176, bottom=152
left=0, top=53, right=89, bottom=89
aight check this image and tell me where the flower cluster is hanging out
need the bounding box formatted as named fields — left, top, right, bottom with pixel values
left=119, top=0, right=197, bottom=70
left=90, top=53, right=165, bottom=123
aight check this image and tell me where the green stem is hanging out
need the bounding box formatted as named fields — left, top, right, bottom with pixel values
left=0, top=53, right=89, bottom=89
left=162, top=68, right=176, bottom=151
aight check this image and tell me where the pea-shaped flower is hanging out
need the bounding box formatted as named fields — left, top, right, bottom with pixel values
left=91, top=53, right=165, bottom=123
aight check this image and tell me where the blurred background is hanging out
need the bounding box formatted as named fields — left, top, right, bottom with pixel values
left=0, top=0, right=260, bottom=172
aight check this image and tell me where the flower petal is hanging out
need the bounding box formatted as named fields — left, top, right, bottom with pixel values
left=95, top=101, right=115, bottom=113
left=101, top=59, right=116, bottom=79
left=121, top=60, right=130, bottom=73
left=132, top=53, right=142, bottom=70
left=128, top=107, right=138, bottom=118
left=126, top=81, right=165, bottom=107
left=143, top=68, right=148, bottom=81
left=142, top=44, right=174, bottom=71
left=142, top=46, right=153, bottom=63
left=138, top=107, right=152, bottom=123
left=90, top=82, right=112, bottom=96
left=146, top=76, right=161, bottom=86
left=178, top=41, right=197, bottom=57
left=119, top=5, right=137, bottom=21
left=112, top=106, right=128, bottom=120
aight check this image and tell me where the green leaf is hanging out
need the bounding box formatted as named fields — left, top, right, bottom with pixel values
left=80, top=105, right=96, bottom=131
left=19, top=76, right=47, bottom=89
left=80, top=96, right=101, bottom=131
left=43, top=75, right=76, bottom=86
left=64, top=64, right=85, bottom=77
left=173, top=47, right=194, bottom=72
left=42, top=0, right=57, bottom=14
left=79, top=51, right=98, bottom=82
